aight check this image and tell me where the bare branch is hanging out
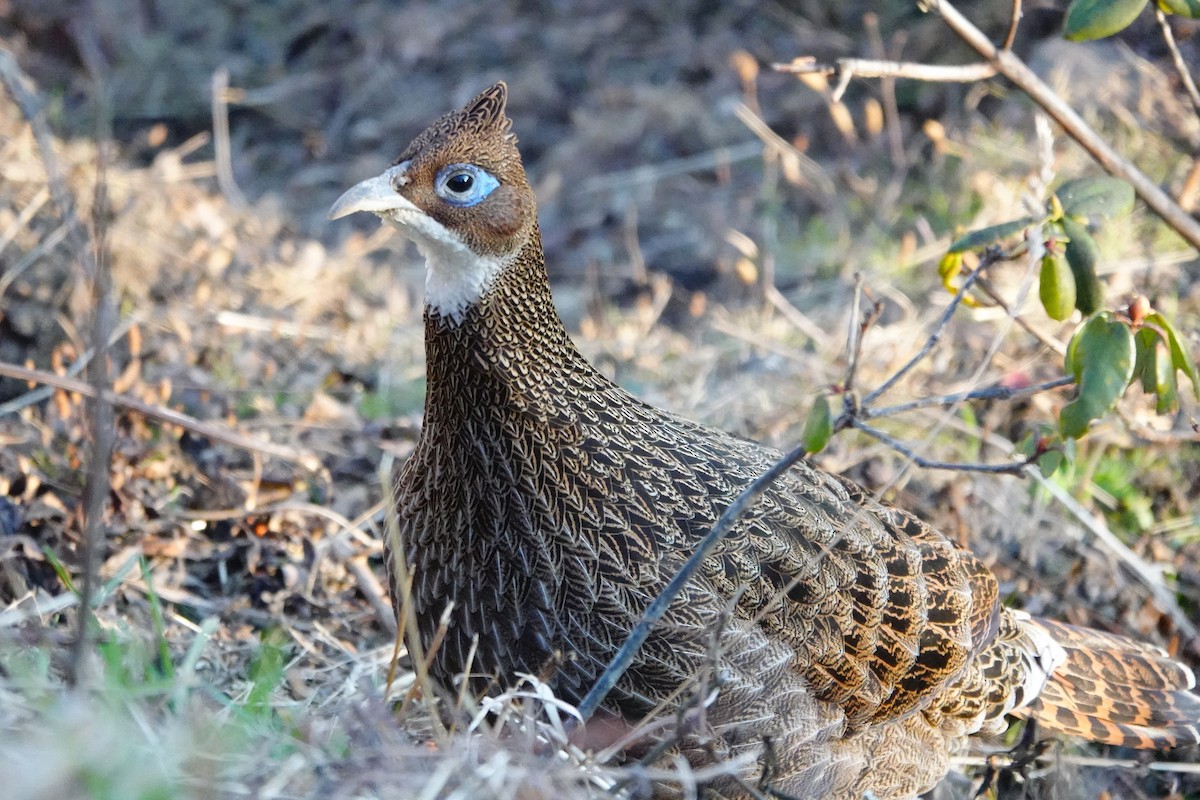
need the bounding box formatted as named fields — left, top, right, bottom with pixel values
left=0, top=361, right=323, bottom=471
left=775, top=57, right=996, bottom=103
left=70, top=147, right=116, bottom=687
left=211, top=66, right=249, bottom=211
left=733, top=103, right=835, bottom=198
left=862, top=253, right=992, bottom=406
left=864, top=375, right=1074, bottom=420
left=1154, top=7, right=1200, bottom=119
left=840, top=273, right=882, bottom=399
left=0, top=43, right=118, bottom=686
left=0, top=316, right=141, bottom=417
left=1002, top=0, right=1023, bottom=52
left=864, top=12, right=907, bottom=168
left=924, top=0, right=1200, bottom=253
left=0, top=49, right=89, bottom=262
left=778, top=3, right=1200, bottom=251
left=974, top=277, right=1067, bottom=355
left=850, top=419, right=1036, bottom=475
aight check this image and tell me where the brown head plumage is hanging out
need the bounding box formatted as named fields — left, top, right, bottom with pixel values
left=329, top=84, right=1200, bottom=800
left=389, top=82, right=533, bottom=257
left=329, top=82, right=537, bottom=321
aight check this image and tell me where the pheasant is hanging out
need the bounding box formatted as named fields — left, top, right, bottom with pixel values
left=329, top=83, right=1200, bottom=799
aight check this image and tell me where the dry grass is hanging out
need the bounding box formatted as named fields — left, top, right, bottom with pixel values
left=1, top=2, right=1199, bottom=798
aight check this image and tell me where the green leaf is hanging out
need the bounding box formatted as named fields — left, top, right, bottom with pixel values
left=1157, top=0, right=1200, bottom=17
left=1144, top=311, right=1200, bottom=398
left=1054, top=176, right=1135, bottom=220
left=802, top=394, right=833, bottom=453
left=1064, top=0, right=1149, bottom=40
left=40, top=545, right=76, bottom=594
left=1039, top=253, right=1076, bottom=321
left=246, top=627, right=291, bottom=718
left=1060, top=217, right=1104, bottom=315
left=948, top=217, right=1033, bottom=254
left=140, top=557, right=174, bottom=681
left=1060, top=312, right=1136, bottom=438
left=1133, top=326, right=1162, bottom=393
left=1152, top=343, right=1179, bottom=414
left=1035, top=448, right=1064, bottom=477
left=1016, top=427, right=1073, bottom=477
left=1133, top=327, right=1178, bottom=412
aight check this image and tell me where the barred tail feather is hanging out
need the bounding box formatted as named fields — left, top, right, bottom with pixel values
left=1018, top=618, right=1200, bottom=749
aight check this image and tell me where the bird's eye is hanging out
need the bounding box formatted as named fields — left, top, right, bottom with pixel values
left=435, top=164, right=499, bottom=207
left=446, top=173, right=473, bottom=193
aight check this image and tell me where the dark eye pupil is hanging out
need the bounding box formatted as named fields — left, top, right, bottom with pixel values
left=447, top=173, right=474, bottom=193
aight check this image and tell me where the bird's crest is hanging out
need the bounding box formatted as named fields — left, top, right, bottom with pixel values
left=392, top=82, right=517, bottom=170
left=462, top=82, right=512, bottom=136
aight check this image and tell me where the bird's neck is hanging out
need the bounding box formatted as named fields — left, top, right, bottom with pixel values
left=421, top=226, right=601, bottom=426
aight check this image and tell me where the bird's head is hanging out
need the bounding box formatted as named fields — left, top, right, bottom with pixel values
left=328, top=82, right=537, bottom=324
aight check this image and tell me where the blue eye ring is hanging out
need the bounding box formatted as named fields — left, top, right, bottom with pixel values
left=434, top=164, right=500, bottom=207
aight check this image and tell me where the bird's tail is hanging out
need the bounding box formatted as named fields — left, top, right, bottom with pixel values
left=1018, top=617, right=1200, bottom=749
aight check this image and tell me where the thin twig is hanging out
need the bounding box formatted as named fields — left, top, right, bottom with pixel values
left=0, top=361, right=322, bottom=471
left=211, top=66, right=248, bottom=211
left=0, top=186, right=49, bottom=263
left=0, top=48, right=90, bottom=262
left=840, top=274, right=880, bottom=397
left=0, top=316, right=138, bottom=417
left=974, top=277, right=1067, bottom=355
left=839, top=275, right=883, bottom=428
left=774, top=56, right=998, bottom=90
left=864, top=375, right=1074, bottom=420
left=347, top=556, right=397, bottom=635
left=859, top=226, right=1045, bottom=481
left=576, top=441, right=812, bottom=722
left=851, top=419, right=1035, bottom=474
left=0, top=220, right=70, bottom=301
left=1002, top=0, right=1022, bottom=51
left=1154, top=7, right=1200, bottom=119
left=68, top=68, right=118, bottom=690
left=69, top=169, right=112, bottom=685
left=763, top=285, right=828, bottom=344
left=622, top=203, right=648, bottom=285
left=865, top=12, right=907, bottom=168
left=843, top=275, right=866, bottom=391
left=861, top=254, right=991, bottom=406
left=772, top=55, right=998, bottom=85
left=2, top=43, right=114, bottom=686
left=378, top=455, right=450, bottom=739
left=733, top=103, right=836, bottom=199
left=924, top=0, right=1200, bottom=253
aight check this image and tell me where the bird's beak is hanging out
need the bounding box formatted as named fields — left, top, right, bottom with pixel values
left=328, top=164, right=412, bottom=220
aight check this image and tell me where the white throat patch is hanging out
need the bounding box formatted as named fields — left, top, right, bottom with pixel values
left=381, top=211, right=513, bottom=325
left=329, top=163, right=515, bottom=321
